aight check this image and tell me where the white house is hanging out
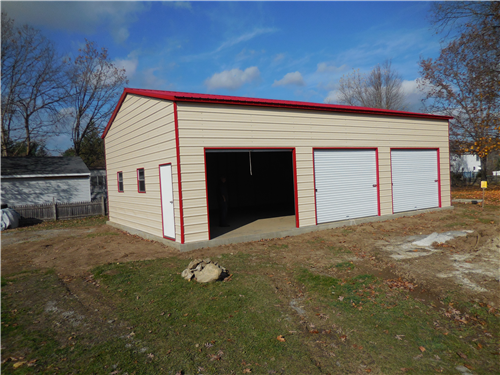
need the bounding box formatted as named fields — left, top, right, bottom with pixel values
left=1, top=157, right=91, bottom=207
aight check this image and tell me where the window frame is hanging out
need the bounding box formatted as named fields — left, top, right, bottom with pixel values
left=117, top=171, right=124, bottom=192
left=137, top=168, right=146, bottom=193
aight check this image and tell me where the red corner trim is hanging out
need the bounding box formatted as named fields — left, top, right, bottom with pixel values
left=312, top=150, right=318, bottom=226
left=292, top=148, right=299, bottom=228
left=436, top=148, right=442, bottom=208
left=104, top=139, right=110, bottom=219
left=375, top=148, right=381, bottom=216
left=174, top=102, right=185, bottom=244
left=203, top=149, right=211, bottom=239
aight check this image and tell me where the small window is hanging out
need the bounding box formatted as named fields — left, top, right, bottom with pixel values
left=137, top=168, right=146, bottom=193
left=117, top=172, right=124, bottom=192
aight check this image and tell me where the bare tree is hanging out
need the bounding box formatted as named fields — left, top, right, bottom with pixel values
left=1, top=12, right=67, bottom=156
left=430, top=2, right=500, bottom=74
left=429, top=1, right=499, bottom=39
left=336, top=60, right=408, bottom=110
left=64, top=40, right=128, bottom=156
left=419, top=25, right=499, bottom=180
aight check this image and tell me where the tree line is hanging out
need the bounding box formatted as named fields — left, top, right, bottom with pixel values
left=1, top=11, right=128, bottom=166
left=335, top=2, right=499, bottom=178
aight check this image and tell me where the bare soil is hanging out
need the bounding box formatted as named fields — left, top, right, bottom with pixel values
left=2, top=203, right=499, bottom=308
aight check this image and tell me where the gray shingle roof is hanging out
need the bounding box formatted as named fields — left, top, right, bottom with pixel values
left=1, top=157, right=90, bottom=177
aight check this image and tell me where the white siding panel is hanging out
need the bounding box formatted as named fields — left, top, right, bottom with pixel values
left=2, top=177, right=91, bottom=206
left=105, top=96, right=179, bottom=242
left=176, top=103, right=450, bottom=240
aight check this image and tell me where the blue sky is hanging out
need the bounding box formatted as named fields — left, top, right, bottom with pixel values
left=3, top=1, right=442, bottom=152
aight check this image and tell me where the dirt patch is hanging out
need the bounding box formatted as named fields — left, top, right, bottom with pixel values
left=2, top=204, right=499, bottom=308
left=1, top=225, right=177, bottom=277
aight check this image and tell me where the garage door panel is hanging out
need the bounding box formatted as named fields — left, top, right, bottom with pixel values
left=391, top=150, right=439, bottom=213
left=315, top=150, right=378, bottom=224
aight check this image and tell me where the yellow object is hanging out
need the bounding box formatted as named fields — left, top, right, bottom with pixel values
left=481, top=181, right=487, bottom=189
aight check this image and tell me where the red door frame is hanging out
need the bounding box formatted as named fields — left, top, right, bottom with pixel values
left=203, top=147, right=299, bottom=240
left=389, top=148, right=442, bottom=214
left=158, top=163, right=176, bottom=241
left=312, top=147, right=381, bottom=225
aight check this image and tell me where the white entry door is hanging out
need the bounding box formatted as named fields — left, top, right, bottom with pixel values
left=314, top=149, right=379, bottom=224
left=391, top=149, right=440, bottom=213
left=159, top=164, right=175, bottom=239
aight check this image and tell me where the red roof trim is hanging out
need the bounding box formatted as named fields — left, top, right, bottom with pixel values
left=102, top=88, right=453, bottom=138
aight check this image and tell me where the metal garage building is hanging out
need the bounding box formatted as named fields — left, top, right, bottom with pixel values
left=102, top=88, right=452, bottom=250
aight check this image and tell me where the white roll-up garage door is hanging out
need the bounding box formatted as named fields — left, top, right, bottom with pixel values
left=391, top=149, right=440, bottom=213
left=314, top=149, right=379, bottom=224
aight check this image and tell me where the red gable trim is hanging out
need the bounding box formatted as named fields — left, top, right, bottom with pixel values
left=102, top=88, right=453, bottom=139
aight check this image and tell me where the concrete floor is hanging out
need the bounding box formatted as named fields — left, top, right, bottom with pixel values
left=209, top=208, right=296, bottom=239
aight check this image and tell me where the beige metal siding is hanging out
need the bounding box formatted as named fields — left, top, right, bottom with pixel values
left=177, top=103, right=450, bottom=241
left=105, top=95, right=180, bottom=241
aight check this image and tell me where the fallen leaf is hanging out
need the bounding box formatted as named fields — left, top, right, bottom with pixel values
left=457, top=351, right=467, bottom=359
left=13, top=362, right=26, bottom=369
left=477, top=343, right=483, bottom=349
left=338, top=296, right=344, bottom=301
left=419, top=346, right=426, bottom=352
left=464, top=364, right=474, bottom=370
left=277, top=335, right=286, bottom=342
left=243, top=368, right=252, bottom=373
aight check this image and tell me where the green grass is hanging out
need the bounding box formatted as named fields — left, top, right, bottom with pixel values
left=334, top=261, right=355, bottom=270
left=14, top=216, right=107, bottom=232
left=2, top=254, right=498, bottom=374
left=297, top=269, right=499, bottom=374
left=268, top=244, right=289, bottom=250
left=445, top=222, right=468, bottom=227
left=328, top=246, right=352, bottom=254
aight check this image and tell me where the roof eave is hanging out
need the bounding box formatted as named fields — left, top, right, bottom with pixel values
left=102, top=88, right=453, bottom=139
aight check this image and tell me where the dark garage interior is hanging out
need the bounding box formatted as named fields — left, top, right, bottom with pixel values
left=205, top=150, right=296, bottom=239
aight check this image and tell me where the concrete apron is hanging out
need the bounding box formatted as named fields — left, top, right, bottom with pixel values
left=107, top=206, right=454, bottom=252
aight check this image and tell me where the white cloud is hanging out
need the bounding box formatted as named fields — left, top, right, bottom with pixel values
left=163, top=2, right=193, bottom=10
left=215, top=28, right=276, bottom=53
left=205, top=67, right=261, bottom=90
left=182, top=28, right=276, bottom=62
left=401, top=79, right=426, bottom=111
left=273, top=53, right=285, bottom=63
left=114, top=52, right=139, bottom=79
left=316, top=62, right=348, bottom=73
left=323, top=90, right=342, bottom=104
left=272, top=72, right=305, bottom=87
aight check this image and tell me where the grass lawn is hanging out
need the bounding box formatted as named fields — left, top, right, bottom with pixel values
left=2, top=251, right=498, bottom=374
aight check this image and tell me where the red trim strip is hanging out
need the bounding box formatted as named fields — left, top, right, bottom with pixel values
left=292, top=148, right=299, bottom=228
left=101, top=88, right=453, bottom=139
left=203, top=149, right=211, bottom=239
left=312, top=150, right=318, bottom=226
left=174, top=102, right=185, bottom=244
left=137, top=168, right=146, bottom=193
left=104, top=139, right=110, bottom=219
left=390, top=147, right=442, bottom=211
left=158, top=163, right=175, bottom=242
left=117, top=171, right=124, bottom=193
left=312, top=148, right=380, bottom=224
left=203, top=147, right=299, bottom=237
left=390, top=152, right=394, bottom=214
left=436, top=148, right=442, bottom=208
left=375, top=148, right=381, bottom=216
